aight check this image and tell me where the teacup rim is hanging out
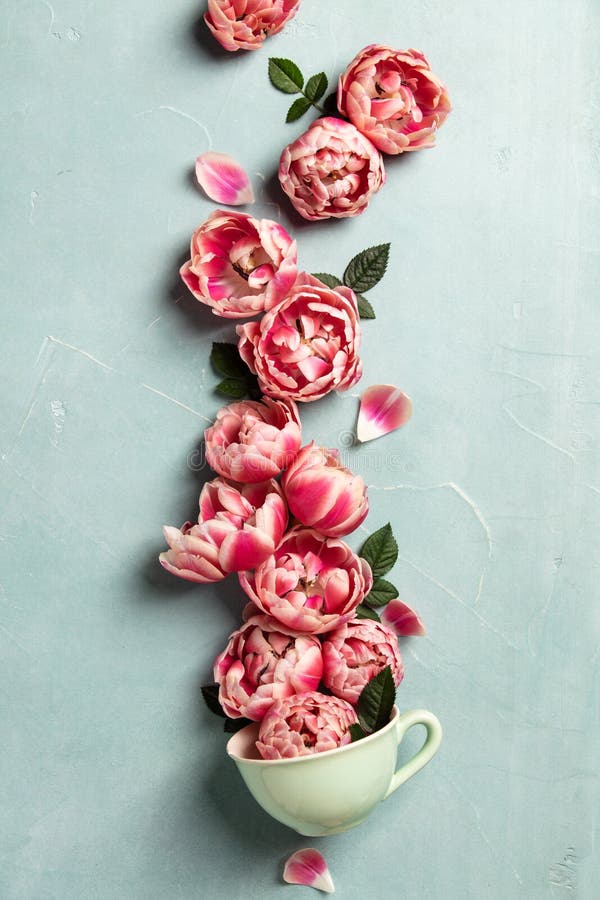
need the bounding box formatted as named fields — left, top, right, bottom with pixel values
left=227, top=704, right=399, bottom=766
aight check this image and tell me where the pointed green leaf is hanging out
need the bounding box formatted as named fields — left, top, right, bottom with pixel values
left=286, top=96, right=312, bottom=122
left=364, top=577, right=398, bottom=608
left=305, top=72, right=328, bottom=102
left=268, top=57, right=304, bottom=94
left=356, top=294, right=376, bottom=319
left=311, top=272, right=342, bottom=289
left=357, top=666, right=396, bottom=734
left=355, top=604, right=381, bottom=622
left=343, top=243, right=391, bottom=293
left=359, top=523, right=398, bottom=577
left=210, top=341, right=248, bottom=379
left=349, top=723, right=367, bottom=742
left=215, top=377, right=248, bottom=399
left=201, top=684, right=226, bottom=718
left=223, top=717, right=253, bottom=734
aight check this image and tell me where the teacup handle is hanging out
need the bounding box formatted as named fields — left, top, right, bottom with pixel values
left=384, top=709, right=442, bottom=799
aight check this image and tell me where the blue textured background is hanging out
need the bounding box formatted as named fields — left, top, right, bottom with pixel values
left=2, top=1, right=599, bottom=897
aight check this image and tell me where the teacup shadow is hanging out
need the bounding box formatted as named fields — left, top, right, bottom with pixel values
left=200, top=749, right=345, bottom=865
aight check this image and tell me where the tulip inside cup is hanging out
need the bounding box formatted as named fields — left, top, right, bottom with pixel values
left=227, top=704, right=442, bottom=836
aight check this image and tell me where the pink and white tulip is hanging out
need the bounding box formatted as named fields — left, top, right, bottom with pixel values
left=322, top=618, right=404, bottom=705
left=205, top=0, right=301, bottom=52
left=239, top=527, right=373, bottom=634
left=382, top=598, right=426, bottom=636
left=214, top=613, right=323, bottom=720
left=159, top=478, right=287, bottom=582
left=237, top=273, right=362, bottom=402
left=180, top=210, right=297, bottom=318
left=195, top=153, right=254, bottom=206
left=281, top=442, right=368, bottom=537
left=256, top=690, right=358, bottom=758
left=278, top=117, right=385, bottom=220
left=283, top=849, right=335, bottom=894
left=337, top=45, right=451, bottom=155
left=205, top=397, right=302, bottom=483
left=356, top=384, right=413, bottom=443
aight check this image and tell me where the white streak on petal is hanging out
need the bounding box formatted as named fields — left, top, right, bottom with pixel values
left=356, top=384, right=413, bottom=443
left=195, top=152, right=255, bottom=206
left=283, top=848, right=335, bottom=893
left=382, top=598, right=426, bottom=636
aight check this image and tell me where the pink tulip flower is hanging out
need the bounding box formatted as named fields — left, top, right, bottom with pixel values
left=159, top=478, right=287, bottom=582
left=256, top=690, right=358, bottom=758
left=281, top=442, right=368, bottom=537
left=180, top=210, right=297, bottom=319
left=214, top=613, right=323, bottom=720
left=239, top=527, right=373, bottom=634
left=205, top=0, right=301, bottom=52
left=278, top=117, right=385, bottom=220
left=322, top=618, right=404, bottom=705
left=337, top=45, right=451, bottom=154
left=237, top=272, right=362, bottom=402
left=205, top=397, right=302, bottom=483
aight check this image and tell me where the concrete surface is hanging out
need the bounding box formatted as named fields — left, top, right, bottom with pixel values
left=1, top=0, right=599, bottom=897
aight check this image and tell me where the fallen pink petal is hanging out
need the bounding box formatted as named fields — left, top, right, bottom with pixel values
left=382, top=598, right=426, bottom=636
left=283, top=848, right=335, bottom=893
left=195, top=152, right=255, bottom=206
left=356, top=384, right=413, bottom=443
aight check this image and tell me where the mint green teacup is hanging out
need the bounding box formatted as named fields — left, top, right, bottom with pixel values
left=227, top=706, right=442, bottom=836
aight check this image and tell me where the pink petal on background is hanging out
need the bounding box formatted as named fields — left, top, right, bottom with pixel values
left=356, top=384, right=413, bottom=443
left=283, top=849, right=335, bottom=893
left=382, top=598, right=426, bottom=637
left=195, top=152, right=255, bottom=206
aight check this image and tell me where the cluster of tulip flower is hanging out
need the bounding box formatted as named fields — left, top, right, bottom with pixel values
left=160, top=395, right=417, bottom=759
left=157, top=0, right=434, bottom=767
left=204, top=5, right=451, bottom=221
left=275, top=44, right=451, bottom=221
left=160, top=203, right=422, bottom=758
left=203, top=5, right=451, bottom=221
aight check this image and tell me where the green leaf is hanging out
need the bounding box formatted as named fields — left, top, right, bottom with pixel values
left=322, top=91, right=339, bottom=115
left=305, top=72, right=328, bottom=102
left=364, top=577, right=398, bottom=608
left=268, top=57, right=304, bottom=94
left=355, top=604, right=381, bottom=622
left=210, top=342, right=248, bottom=379
left=349, top=723, right=367, bottom=742
left=201, top=684, right=226, bottom=718
left=286, top=96, right=312, bottom=123
left=343, top=243, right=391, bottom=293
left=215, top=377, right=247, bottom=399
left=311, top=272, right=342, bottom=289
left=359, top=523, right=398, bottom=577
left=356, top=294, right=376, bottom=319
left=223, top=717, right=253, bottom=734
left=358, top=666, right=396, bottom=734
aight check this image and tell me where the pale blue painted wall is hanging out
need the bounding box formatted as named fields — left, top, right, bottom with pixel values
left=1, top=1, right=599, bottom=897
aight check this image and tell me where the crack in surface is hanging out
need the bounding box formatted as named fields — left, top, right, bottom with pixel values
left=134, top=106, right=213, bottom=149
left=141, top=384, right=212, bottom=423
left=368, top=480, right=493, bottom=560
left=396, top=552, right=517, bottom=651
